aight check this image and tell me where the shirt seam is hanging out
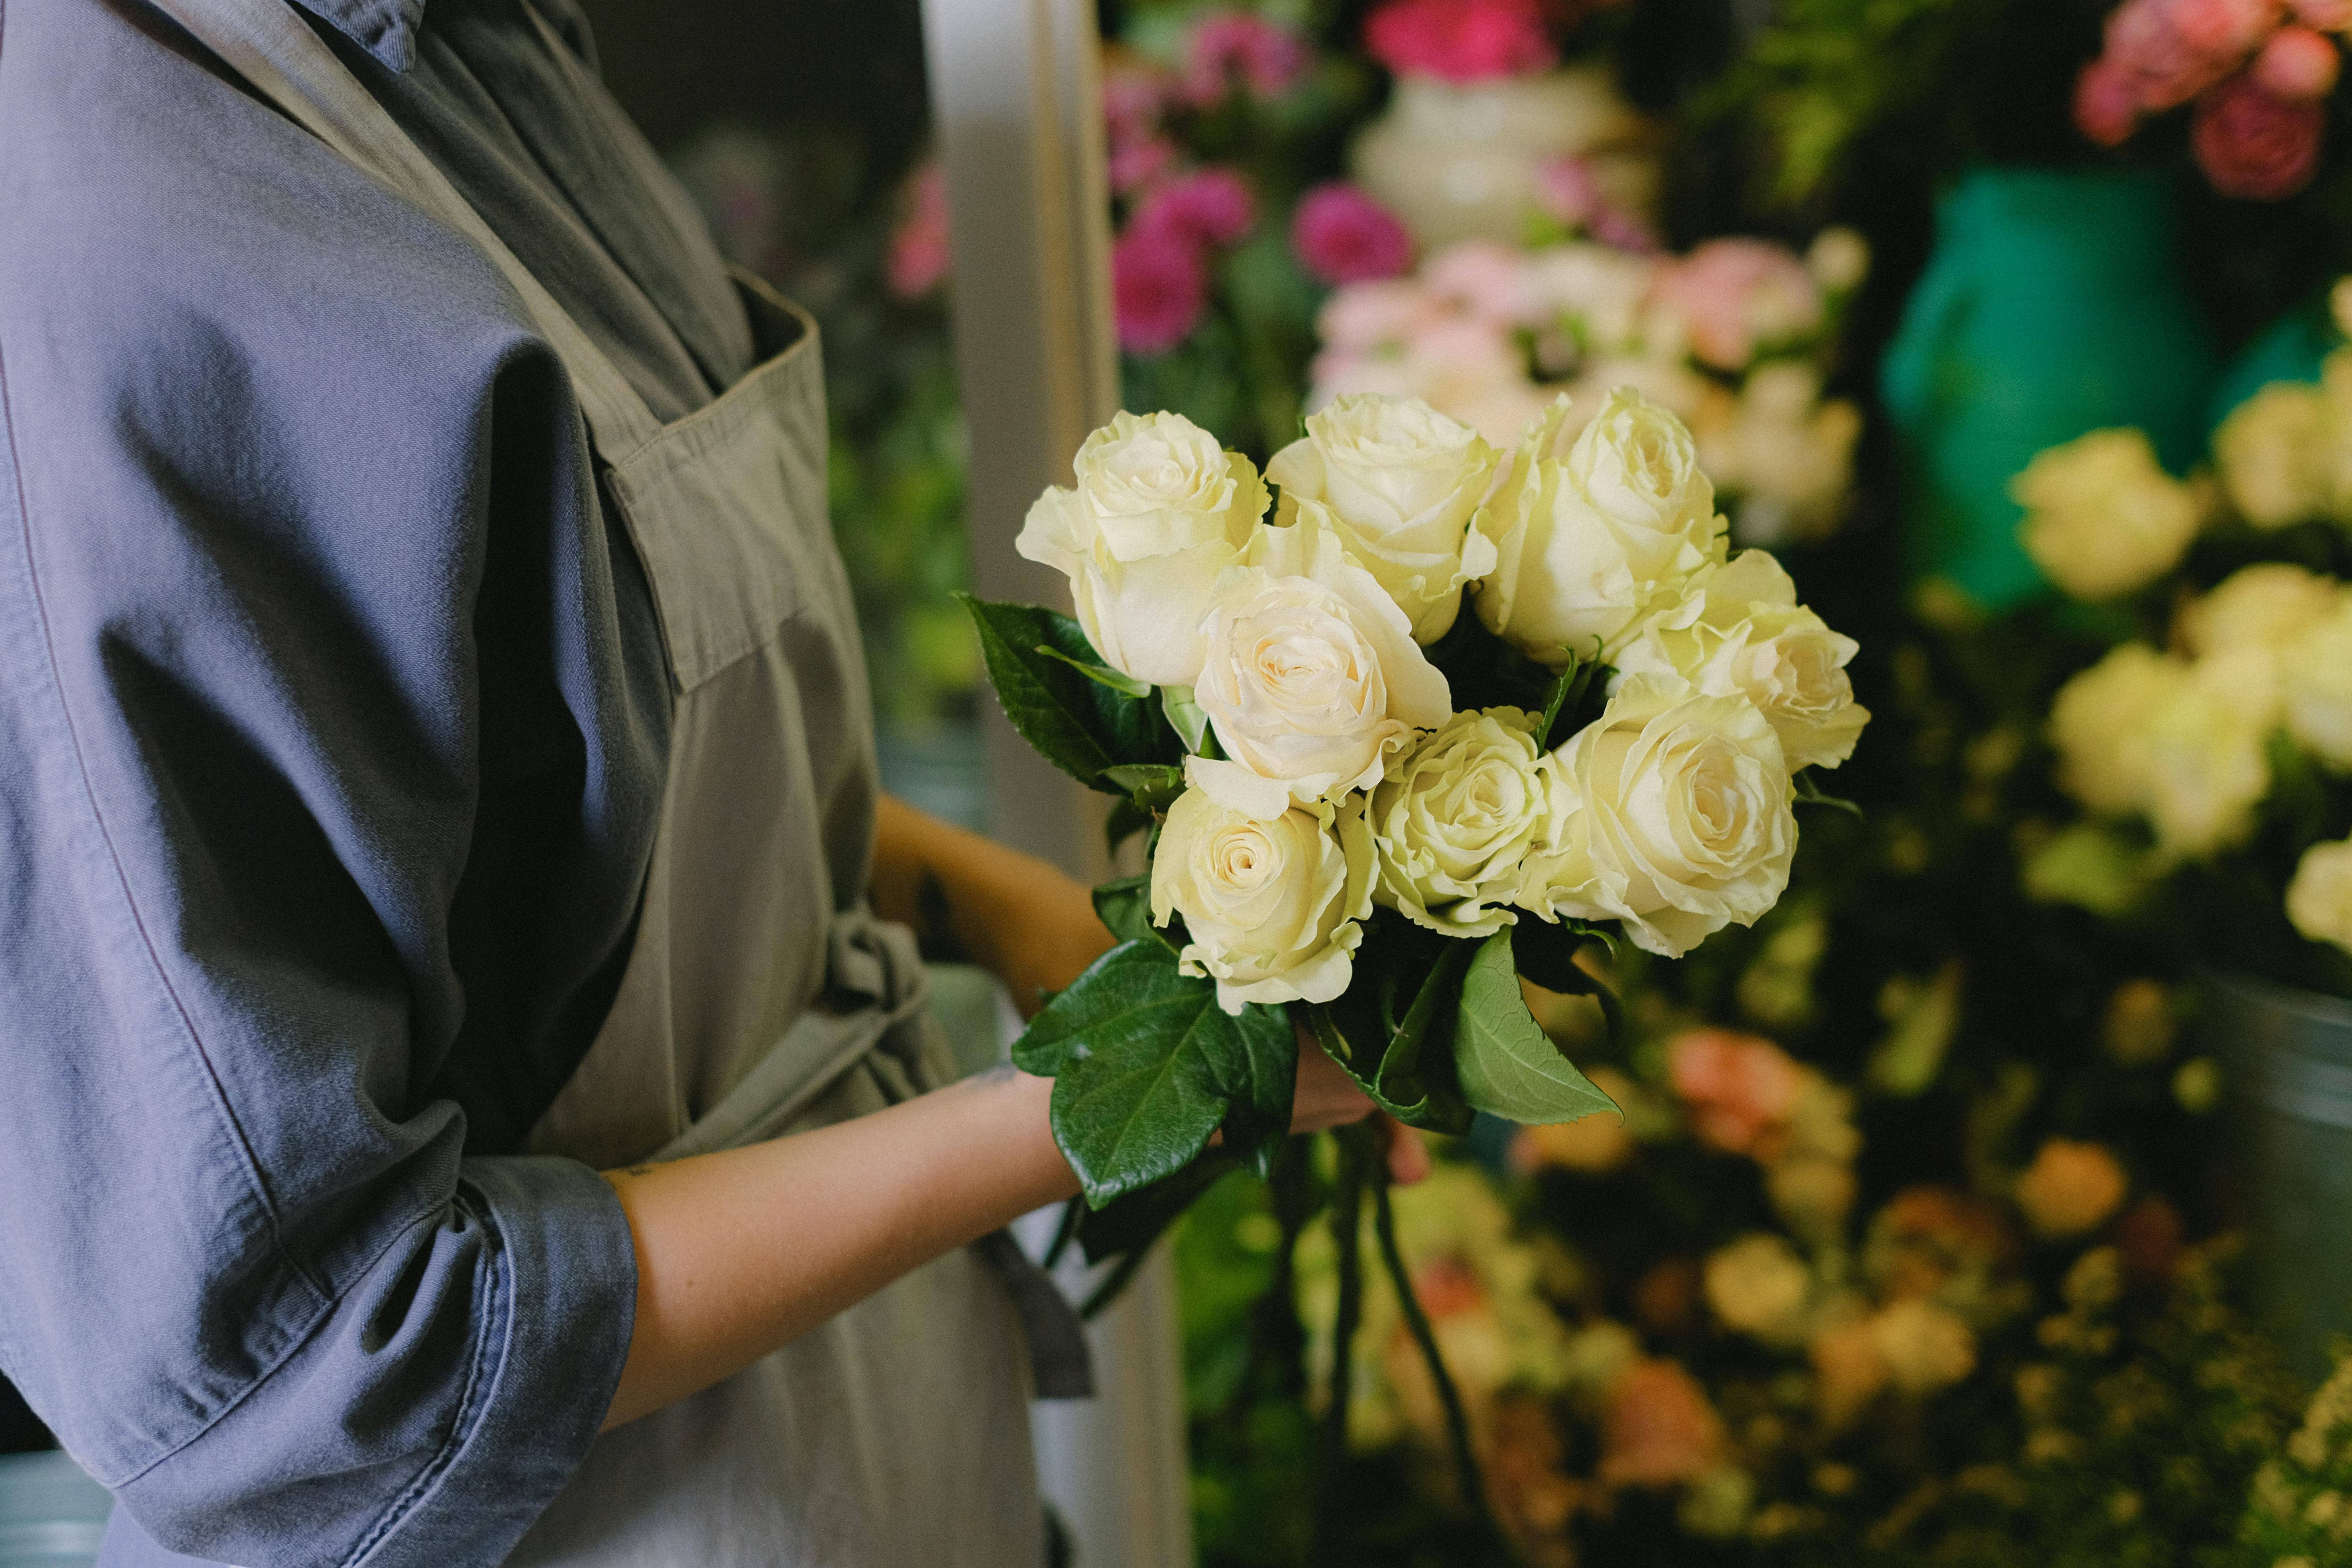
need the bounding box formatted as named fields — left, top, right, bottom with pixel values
left=0, top=329, right=331, bottom=1295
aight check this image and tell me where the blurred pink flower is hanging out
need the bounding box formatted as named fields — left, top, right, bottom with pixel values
left=885, top=162, right=951, bottom=299
left=1363, top=0, right=1557, bottom=83
left=2075, top=59, right=2144, bottom=144
left=2291, top=0, right=2352, bottom=28
left=1667, top=1028, right=1803, bottom=1159
left=1424, top=238, right=1530, bottom=320
left=1113, top=224, right=1207, bottom=353
left=1183, top=11, right=1311, bottom=104
left=1532, top=155, right=1658, bottom=250
left=1107, top=135, right=1179, bottom=196
left=1133, top=167, right=1257, bottom=249
left=2104, top=0, right=2242, bottom=111
left=2252, top=22, right=2342, bottom=96
left=1101, top=58, right=1171, bottom=146
left=1291, top=182, right=1415, bottom=284
left=1653, top=238, right=1822, bottom=371
left=2193, top=70, right=2326, bottom=197
left=1316, top=278, right=1440, bottom=348
left=2168, top=0, right=2286, bottom=59
left=1598, top=1359, right=1724, bottom=1488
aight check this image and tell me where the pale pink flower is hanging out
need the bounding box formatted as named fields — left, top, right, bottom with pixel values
left=1316, top=278, right=1441, bottom=348
left=886, top=162, right=952, bottom=299
left=2075, top=59, right=2145, bottom=145
left=2104, top=0, right=2242, bottom=111
left=1290, top=182, right=1415, bottom=284
left=2194, top=71, right=2326, bottom=197
left=1133, top=167, right=1257, bottom=249
left=1532, top=155, right=1658, bottom=250
left=2169, top=0, right=2287, bottom=59
left=2014, top=1138, right=2130, bottom=1239
left=1107, top=135, right=1179, bottom=196
left=1652, top=238, right=1823, bottom=372
left=1112, top=224, right=1207, bottom=353
left=1422, top=238, right=1532, bottom=321
left=1182, top=11, right=1311, bottom=104
left=1598, top=1359, right=1725, bottom=1487
left=1363, top=0, right=1557, bottom=83
left=1101, top=57, right=1172, bottom=147
left=2252, top=22, right=2343, bottom=97
left=1666, top=1029, right=1804, bottom=1159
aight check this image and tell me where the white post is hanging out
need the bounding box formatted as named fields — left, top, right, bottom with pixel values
left=918, top=2, right=1196, bottom=1566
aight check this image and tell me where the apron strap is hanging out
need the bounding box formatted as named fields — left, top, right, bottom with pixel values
left=147, top=0, right=668, bottom=463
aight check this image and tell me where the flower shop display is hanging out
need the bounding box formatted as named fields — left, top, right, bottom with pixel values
left=977, top=388, right=1867, bottom=1207
left=1308, top=230, right=1868, bottom=547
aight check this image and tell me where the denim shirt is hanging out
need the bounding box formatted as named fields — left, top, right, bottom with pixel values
left=0, top=0, right=755, bottom=1561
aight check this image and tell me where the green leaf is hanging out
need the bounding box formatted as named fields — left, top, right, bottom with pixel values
left=1105, top=795, right=1153, bottom=857
left=1304, top=927, right=1476, bottom=1135
left=1036, top=643, right=1152, bottom=699
left=1012, top=941, right=1292, bottom=1205
left=958, top=595, right=1178, bottom=791
left=1510, top=918, right=1624, bottom=1047
left=1792, top=769, right=1864, bottom=819
left=1453, top=930, right=1620, bottom=1126
left=1091, top=875, right=1176, bottom=952
left=1161, top=685, right=1215, bottom=756
left=1075, top=1151, right=1243, bottom=1265
left=1101, top=763, right=1186, bottom=807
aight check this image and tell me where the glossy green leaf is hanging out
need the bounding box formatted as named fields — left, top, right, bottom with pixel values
left=1012, top=941, right=1292, bottom=1205
left=1036, top=643, right=1152, bottom=698
left=1091, top=875, right=1176, bottom=952
left=1453, top=929, right=1620, bottom=1126
left=958, top=595, right=1178, bottom=791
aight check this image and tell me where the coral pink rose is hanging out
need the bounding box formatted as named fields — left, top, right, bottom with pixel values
left=1363, top=0, right=1557, bottom=83
left=1183, top=11, right=1311, bottom=104
left=885, top=162, right=951, bottom=299
left=2168, top=0, right=2287, bottom=59
left=1316, top=279, right=1440, bottom=349
left=2075, top=59, right=2145, bottom=144
left=1134, top=167, right=1257, bottom=249
left=1652, top=238, right=1823, bottom=371
left=1423, top=239, right=1532, bottom=321
left=1599, top=1359, right=1724, bottom=1487
left=1113, top=224, right=1207, bottom=352
left=2252, top=23, right=2343, bottom=97
left=2104, top=0, right=2242, bottom=110
left=2193, top=71, right=2326, bottom=197
left=1291, top=182, right=1415, bottom=284
left=1667, top=1029, right=1803, bottom=1158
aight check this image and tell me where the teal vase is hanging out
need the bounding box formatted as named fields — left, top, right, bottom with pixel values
left=1881, top=167, right=2217, bottom=607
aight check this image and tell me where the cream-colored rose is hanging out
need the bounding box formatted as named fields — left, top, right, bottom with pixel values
left=1367, top=708, right=1553, bottom=938
left=2012, top=429, right=2200, bottom=601
left=1518, top=675, right=1795, bottom=959
left=1150, top=773, right=1376, bottom=1014
left=2014, top=1138, right=2128, bottom=1239
left=1267, top=393, right=1501, bottom=642
left=1611, top=550, right=1870, bottom=772
left=2215, top=382, right=2331, bottom=529
left=1190, top=512, right=1453, bottom=815
left=2288, top=838, right=2352, bottom=956
left=2321, top=346, right=2352, bottom=523
left=1476, top=388, right=1728, bottom=667
left=1703, top=1234, right=1811, bottom=1347
left=2047, top=645, right=2187, bottom=816
left=1016, top=411, right=1268, bottom=686
left=1688, top=363, right=1861, bottom=547
left=2181, top=563, right=2341, bottom=656
left=2142, top=649, right=2276, bottom=860
left=1868, top=1300, right=1976, bottom=1396
left=2284, top=597, right=2352, bottom=768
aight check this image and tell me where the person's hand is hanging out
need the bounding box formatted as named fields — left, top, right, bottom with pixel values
left=1290, top=1024, right=1431, bottom=1185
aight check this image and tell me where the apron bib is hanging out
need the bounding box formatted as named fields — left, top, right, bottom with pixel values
left=142, top=2, right=1086, bottom=1562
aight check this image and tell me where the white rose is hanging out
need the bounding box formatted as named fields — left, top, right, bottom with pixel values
left=1475, top=388, right=1728, bottom=668
left=2143, top=649, right=2277, bottom=860
left=1015, top=410, right=1268, bottom=686
left=1189, top=510, right=1453, bottom=816
left=2047, top=644, right=2186, bottom=816
left=1689, top=364, right=1862, bottom=547
left=1368, top=708, right=1553, bottom=938
left=2214, top=382, right=2331, bottom=529
left=1611, top=550, right=1870, bottom=772
left=1518, top=675, right=1795, bottom=959
left=1703, top=1234, right=1812, bottom=1348
left=2283, top=597, right=2352, bottom=768
left=2181, top=563, right=2341, bottom=657
left=1266, top=393, right=1502, bottom=642
left=2287, top=838, right=2352, bottom=957
left=2012, top=429, right=2200, bottom=601
left=1150, top=774, right=1376, bottom=1014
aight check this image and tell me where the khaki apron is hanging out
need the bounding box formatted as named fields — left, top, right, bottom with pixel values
left=145, top=1, right=1089, bottom=1562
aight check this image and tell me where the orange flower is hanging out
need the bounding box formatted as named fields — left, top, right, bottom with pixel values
left=1599, top=1359, right=1725, bottom=1488
left=1667, top=1029, right=1803, bottom=1158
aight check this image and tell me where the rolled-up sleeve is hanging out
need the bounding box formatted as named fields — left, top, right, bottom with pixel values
left=0, top=20, right=661, bottom=1562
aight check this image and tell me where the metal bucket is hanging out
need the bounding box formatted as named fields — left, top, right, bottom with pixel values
left=2205, top=969, right=2352, bottom=1383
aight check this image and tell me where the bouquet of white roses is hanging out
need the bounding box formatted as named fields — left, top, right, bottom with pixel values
left=965, top=388, right=1868, bottom=1220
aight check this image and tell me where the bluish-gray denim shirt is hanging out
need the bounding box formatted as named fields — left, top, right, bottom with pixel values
left=0, top=0, right=761, bottom=1561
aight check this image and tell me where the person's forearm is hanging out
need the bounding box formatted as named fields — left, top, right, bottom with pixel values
left=598, top=1067, right=1078, bottom=1430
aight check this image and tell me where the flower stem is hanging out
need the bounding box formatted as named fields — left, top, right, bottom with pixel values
left=1373, top=1164, right=1501, bottom=1545
left=1310, top=1126, right=1370, bottom=1563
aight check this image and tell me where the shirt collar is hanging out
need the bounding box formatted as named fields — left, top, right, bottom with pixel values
left=294, top=0, right=426, bottom=72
